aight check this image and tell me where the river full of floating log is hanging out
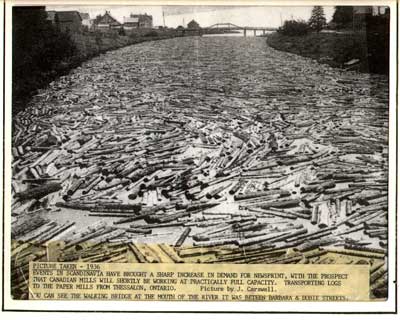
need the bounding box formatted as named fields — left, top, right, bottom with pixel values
left=11, top=37, right=389, bottom=297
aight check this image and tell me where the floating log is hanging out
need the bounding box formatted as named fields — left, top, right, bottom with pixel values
left=15, top=182, right=62, bottom=200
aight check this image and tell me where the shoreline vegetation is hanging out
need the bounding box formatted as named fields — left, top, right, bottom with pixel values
left=265, top=6, right=389, bottom=75
left=266, top=30, right=389, bottom=75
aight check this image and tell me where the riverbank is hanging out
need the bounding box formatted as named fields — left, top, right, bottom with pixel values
left=11, top=36, right=388, bottom=300
left=266, top=31, right=389, bottom=74
left=12, top=31, right=180, bottom=115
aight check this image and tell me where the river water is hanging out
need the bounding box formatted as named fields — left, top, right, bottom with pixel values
left=14, top=36, right=389, bottom=249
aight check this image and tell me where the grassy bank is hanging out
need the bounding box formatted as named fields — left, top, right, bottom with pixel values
left=266, top=31, right=389, bottom=74
left=71, top=30, right=180, bottom=59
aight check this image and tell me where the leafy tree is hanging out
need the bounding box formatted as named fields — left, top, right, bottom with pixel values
left=118, top=27, right=126, bottom=36
left=308, top=6, right=326, bottom=32
left=332, top=6, right=354, bottom=28
left=278, top=20, right=309, bottom=36
left=93, top=14, right=103, bottom=24
left=12, top=6, right=77, bottom=114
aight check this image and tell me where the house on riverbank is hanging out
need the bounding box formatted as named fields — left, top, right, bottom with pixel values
left=79, top=12, right=92, bottom=29
left=187, top=19, right=200, bottom=29
left=46, top=10, right=83, bottom=33
left=123, top=13, right=153, bottom=29
left=57, top=11, right=82, bottom=33
left=93, top=11, right=122, bottom=30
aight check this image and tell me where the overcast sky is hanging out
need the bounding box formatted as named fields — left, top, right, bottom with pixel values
left=46, top=5, right=335, bottom=28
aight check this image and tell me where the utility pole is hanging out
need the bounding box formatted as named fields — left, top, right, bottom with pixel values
left=162, top=10, right=165, bottom=27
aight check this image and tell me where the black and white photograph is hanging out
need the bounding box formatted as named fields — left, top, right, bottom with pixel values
left=3, top=0, right=397, bottom=314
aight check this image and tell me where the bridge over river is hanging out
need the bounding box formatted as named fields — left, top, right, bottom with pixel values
left=184, top=22, right=277, bottom=36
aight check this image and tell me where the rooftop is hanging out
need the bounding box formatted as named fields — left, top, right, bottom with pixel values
left=56, top=11, right=82, bottom=22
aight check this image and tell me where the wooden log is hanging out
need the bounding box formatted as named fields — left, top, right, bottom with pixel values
left=158, top=244, right=184, bottom=263
left=311, top=204, right=319, bottom=225
left=234, top=189, right=290, bottom=201
left=15, top=182, right=62, bottom=200
left=175, top=227, right=191, bottom=247
left=66, top=179, right=85, bottom=196
left=318, top=202, right=331, bottom=228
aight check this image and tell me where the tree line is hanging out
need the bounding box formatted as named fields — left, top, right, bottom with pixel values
left=12, top=6, right=77, bottom=115
left=278, top=6, right=388, bottom=36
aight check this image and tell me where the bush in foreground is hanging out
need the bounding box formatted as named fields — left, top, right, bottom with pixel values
left=144, top=30, right=159, bottom=37
left=278, top=20, right=310, bottom=36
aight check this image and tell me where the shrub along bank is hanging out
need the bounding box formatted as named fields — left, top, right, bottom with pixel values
left=267, top=23, right=389, bottom=75
left=70, top=30, right=179, bottom=61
